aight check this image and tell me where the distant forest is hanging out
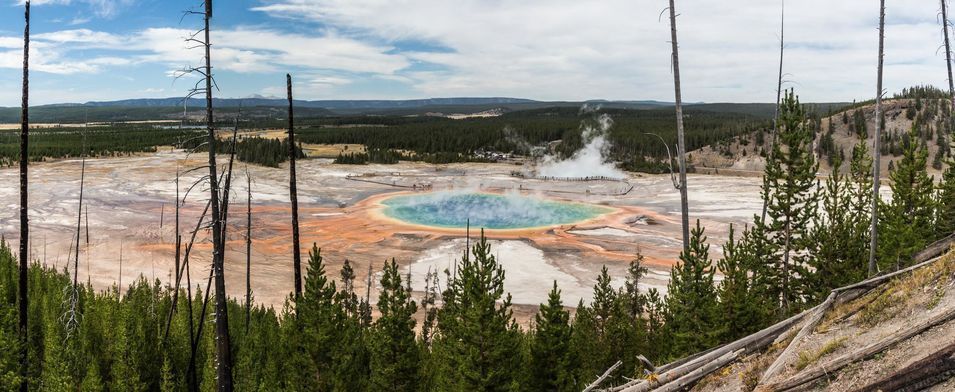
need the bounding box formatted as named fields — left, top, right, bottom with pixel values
left=300, top=107, right=767, bottom=172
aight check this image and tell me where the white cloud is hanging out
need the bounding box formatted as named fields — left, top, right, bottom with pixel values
left=17, top=0, right=134, bottom=18
left=252, top=0, right=951, bottom=102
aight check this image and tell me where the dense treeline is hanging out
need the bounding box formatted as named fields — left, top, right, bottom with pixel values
left=299, top=107, right=763, bottom=172
left=334, top=147, right=404, bottom=164
left=0, top=126, right=204, bottom=166
left=183, top=136, right=306, bottom=167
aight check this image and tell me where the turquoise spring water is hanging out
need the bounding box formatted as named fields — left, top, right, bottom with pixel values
left=380, top=192, right=612, bottom=230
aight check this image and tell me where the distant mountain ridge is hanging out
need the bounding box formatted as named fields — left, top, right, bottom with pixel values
left=64, top=97, right=540, bottom=110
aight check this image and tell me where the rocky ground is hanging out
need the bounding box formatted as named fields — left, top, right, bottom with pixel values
left=692, top=252, right=955, bottom=392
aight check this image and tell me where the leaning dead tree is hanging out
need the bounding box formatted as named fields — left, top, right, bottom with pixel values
left=667, top=0, right=690, bottom=251
left=288, top=74, right=303, bottom=301
left=64, top=154, right=87, bottom=337
left=18, top=1, right=29, bottom=391
left=868, top=0, right=886, bottom=277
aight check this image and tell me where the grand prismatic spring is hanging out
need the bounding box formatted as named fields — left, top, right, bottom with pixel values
left=379, top=192, right=614, bottom=230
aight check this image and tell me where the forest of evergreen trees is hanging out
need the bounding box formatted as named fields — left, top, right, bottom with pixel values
left=299, top=107, right=762, bottom=172
left=0, top=126, right=205, bottom=166
left=182, top=136, right=306, bottom=168
left=2, top=91, right=954, bottom=390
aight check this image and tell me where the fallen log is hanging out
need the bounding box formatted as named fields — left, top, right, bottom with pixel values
left=835, top=255, right=943, bottom=294
left=912, top=233, right=955, bottom=263
left=616, top=307, right=816, bottom=392
left=759, top=305, right=955, bottom=392
left=654, top=344, right=724, bottom=374
left=759, top=291, right=838, bottom=383
left=650, top=349, right=743, bottom=392
left=851, top=341, right=955, bottom=392
left=583, top=360, right=622, bottom=392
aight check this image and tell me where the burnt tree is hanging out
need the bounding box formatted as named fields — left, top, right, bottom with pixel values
left=868, top=0, right=886, bottom=277
left=18, top=1, right=30, bottom=391
left=668, top=0, right=690, bottom=251
left=288, top=74, right=303, bottom=301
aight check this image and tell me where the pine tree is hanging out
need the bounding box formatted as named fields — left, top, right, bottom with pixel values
left=433, top=233, right=522, bottom=391
left=290, top=244, right=338, bottom=390
left=369, top=259, right=419, bottom=392
left=758, top=90, right=818, bottom=315
left=608, top=257, right=652, bottom=378
left=936, top=162, right=955, bottom=238
left=664, top=220, right=720, bottom=358
left=527, top=282, right=574, bottom=392
left=569, top=266, right=624, bottom=384
left=878, top=128, right=936, bottom=271
left=808, top=153, right=867, bottom=299
left=716, top=225, right=766, bottom=342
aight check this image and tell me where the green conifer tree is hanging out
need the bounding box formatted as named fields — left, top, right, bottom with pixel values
left=758, top=89, right=819, bottom=315
left=878, top=128, right=936, bottom=271
left=433, top=233, right=522, bottom=391
left=716, top=225, right=766, bottom=342
left=664, top=220, right=720, bottom=358
left=369, top=259, right=419, bottom=392
left=936, top=162, right=955, bottom=239
left=527, top=281, right=574, bottom=392
left=808, top=153, right=867, bottom=299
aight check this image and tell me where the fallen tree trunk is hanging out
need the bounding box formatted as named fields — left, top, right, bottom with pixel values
left=851, top=341, right=955, bottom=392
left=835, top=255, right=943, bottom=294
left=653, top=344, right=724, bottom=375
left=760, top=291, right=838, bottom=383
left=583, top=360, right=621, bottom=392
left=616, top=307, right=816, bottom=392
left=651, top=349, right=743, bottom=392
left=912, top=233, right=955, bottom=263
left=759, top=305, right=955, bottom=392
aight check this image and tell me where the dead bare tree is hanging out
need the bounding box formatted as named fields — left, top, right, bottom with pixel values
left=177, top=0, right=233, bottom=388
left=175, top=166, right=182, bottom=289
left=18, top=2, right=29, bottom=390
left=761, top=0, right=786, bottom=223
left=65, top=155, right=87, bottom=337
left=287, top=73, right=303, bottom=301
left=942, top=0, right=955, bottom=114
left=668, top=0, right=690, bottom=250
left=245, top=167, right=252, bottom=334
left=868, top=0, right=886, bottom=277
left=118, top=238, right=123, bottom=293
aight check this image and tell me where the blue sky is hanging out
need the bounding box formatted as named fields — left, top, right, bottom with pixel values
left=0, top=0, right=951, bottom=106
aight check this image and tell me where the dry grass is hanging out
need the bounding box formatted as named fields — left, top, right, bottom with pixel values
left=794, top=336, right=848, bottom=371
left=302, top=143, right=366, bottom=158
left=817, top=252, right=955, bottom=331
left=856, top=286, right=905, bottom=327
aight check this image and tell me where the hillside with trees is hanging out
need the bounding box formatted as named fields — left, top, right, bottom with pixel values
left=690, top=85, right=954, bottom=177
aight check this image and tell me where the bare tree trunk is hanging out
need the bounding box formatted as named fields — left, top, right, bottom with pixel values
left=287, top=74, right=302, bottom=301
left=200, top=1, right=233, bottom=389
left=943, top=0, right=955, bottom=120
left=669, top=0, right=690, bottom=251
left=761, top=0, right=785, bottom=223
left=18, top=2, right=29, bottom=391
left=175, top=169, right=181, bottom=291
left=246, top=168, right=252, bottom=334
left=868, top=0, right=886, bottom=277
left=74, top=157, right=86, bottom=287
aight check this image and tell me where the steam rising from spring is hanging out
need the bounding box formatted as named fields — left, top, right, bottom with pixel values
left=537, top=109, right=627, bottom=180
